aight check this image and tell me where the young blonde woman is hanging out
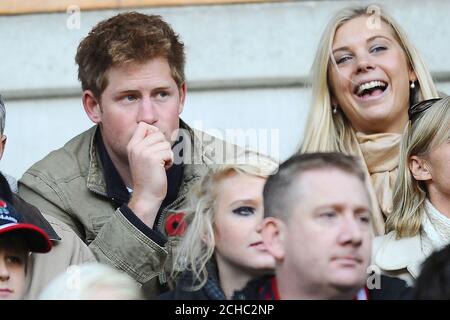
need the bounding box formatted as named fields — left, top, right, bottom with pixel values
left=373, top=97, right=450, bottom=285
left=159, top=157, right=277, bottom=299
left=300, top=5, right=439, bottom=235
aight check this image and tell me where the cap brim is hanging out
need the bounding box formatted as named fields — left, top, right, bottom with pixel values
left=0, top=223, right=52, bottom=253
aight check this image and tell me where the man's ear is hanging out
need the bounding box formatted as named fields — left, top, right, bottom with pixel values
left=409, top=155, right=432, bottom=181
left=178, top=83, right=187, bottom=115
left=261, top=217, right=285, bottom=261
left=82, top=90, right=102, bottom=124
left=0, top=134, right=6, bottom=160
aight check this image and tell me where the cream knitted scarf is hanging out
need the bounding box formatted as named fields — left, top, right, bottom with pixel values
left=356, top=132, right=402, bottom=219
left=421, top=199, right=450, bottom=256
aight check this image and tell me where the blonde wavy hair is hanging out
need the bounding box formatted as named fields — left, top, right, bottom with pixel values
left=387, top=97, right=450, bottom=237
left=171, top=154, right=277, bottom=290
left=300, top=4, right=438, bottom=154
left=38, top=263, right=143, bottom=300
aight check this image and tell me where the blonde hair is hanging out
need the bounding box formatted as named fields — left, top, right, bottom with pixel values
left=300, top=4, right=438, bottom=154
left=387, top=97, right=450, bottom=237
left=38, top=263, right=143, bottom=300
left=171, top=154, right=277, bottom=290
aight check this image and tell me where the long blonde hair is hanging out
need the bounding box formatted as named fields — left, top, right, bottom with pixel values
left=171, top=155, right=277, bottom=290
left=300, top=4, right=438, bottom=154
left=387, top=97, right=450, bottom=237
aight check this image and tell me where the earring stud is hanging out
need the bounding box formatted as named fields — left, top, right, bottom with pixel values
left=332, top=105, right=338, bottom=114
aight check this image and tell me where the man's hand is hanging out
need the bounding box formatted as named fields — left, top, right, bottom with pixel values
left=127, top=122, right=174, bottom=227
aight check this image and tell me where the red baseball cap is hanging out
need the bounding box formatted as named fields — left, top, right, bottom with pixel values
left=0, top=198, right=52, bottom=253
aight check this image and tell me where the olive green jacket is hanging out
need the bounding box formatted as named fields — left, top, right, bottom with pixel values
left=25, top=213, right=97, bottom=299
left=19, top=120, right=242, bottom=297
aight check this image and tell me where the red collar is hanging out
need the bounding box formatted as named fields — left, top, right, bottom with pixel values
left=267, top=277, right=369, bottom=300
left=270, top=277, right=281, bottom=300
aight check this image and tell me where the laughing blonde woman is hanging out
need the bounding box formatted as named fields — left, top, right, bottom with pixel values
left=299, top=5, right=439, bottom=235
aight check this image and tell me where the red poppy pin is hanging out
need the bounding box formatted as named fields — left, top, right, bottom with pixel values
left=165, top=212, right=187, bottom=237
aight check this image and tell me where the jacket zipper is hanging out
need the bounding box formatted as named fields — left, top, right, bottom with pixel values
left=155, top=192, right=187, bottom=231
left=156, top=192, right=187, bottom=286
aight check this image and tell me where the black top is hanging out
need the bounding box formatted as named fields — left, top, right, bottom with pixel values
left=158, top=262, right=227, bottom=300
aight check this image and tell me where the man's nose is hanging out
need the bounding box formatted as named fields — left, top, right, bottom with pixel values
left=137, top=97, right=157, bottom=124
left=339, top=215, right=363, bottom=246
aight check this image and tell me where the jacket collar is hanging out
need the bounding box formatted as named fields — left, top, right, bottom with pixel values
left=174, top=119, right=207, bottom=197
left=86, top=126, right=108, bottom=196
left=95, top=130, right=130, bottom=206
left=176, top=260, right=226, bottom=300
left=373, top=231, right=425, bottom=278
left=203, top=261, right=226, bottom=300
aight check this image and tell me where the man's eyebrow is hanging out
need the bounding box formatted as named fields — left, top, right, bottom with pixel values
left=116, top=89, right=140, bottom=93
left=313, top=204, right=341, bottom=211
